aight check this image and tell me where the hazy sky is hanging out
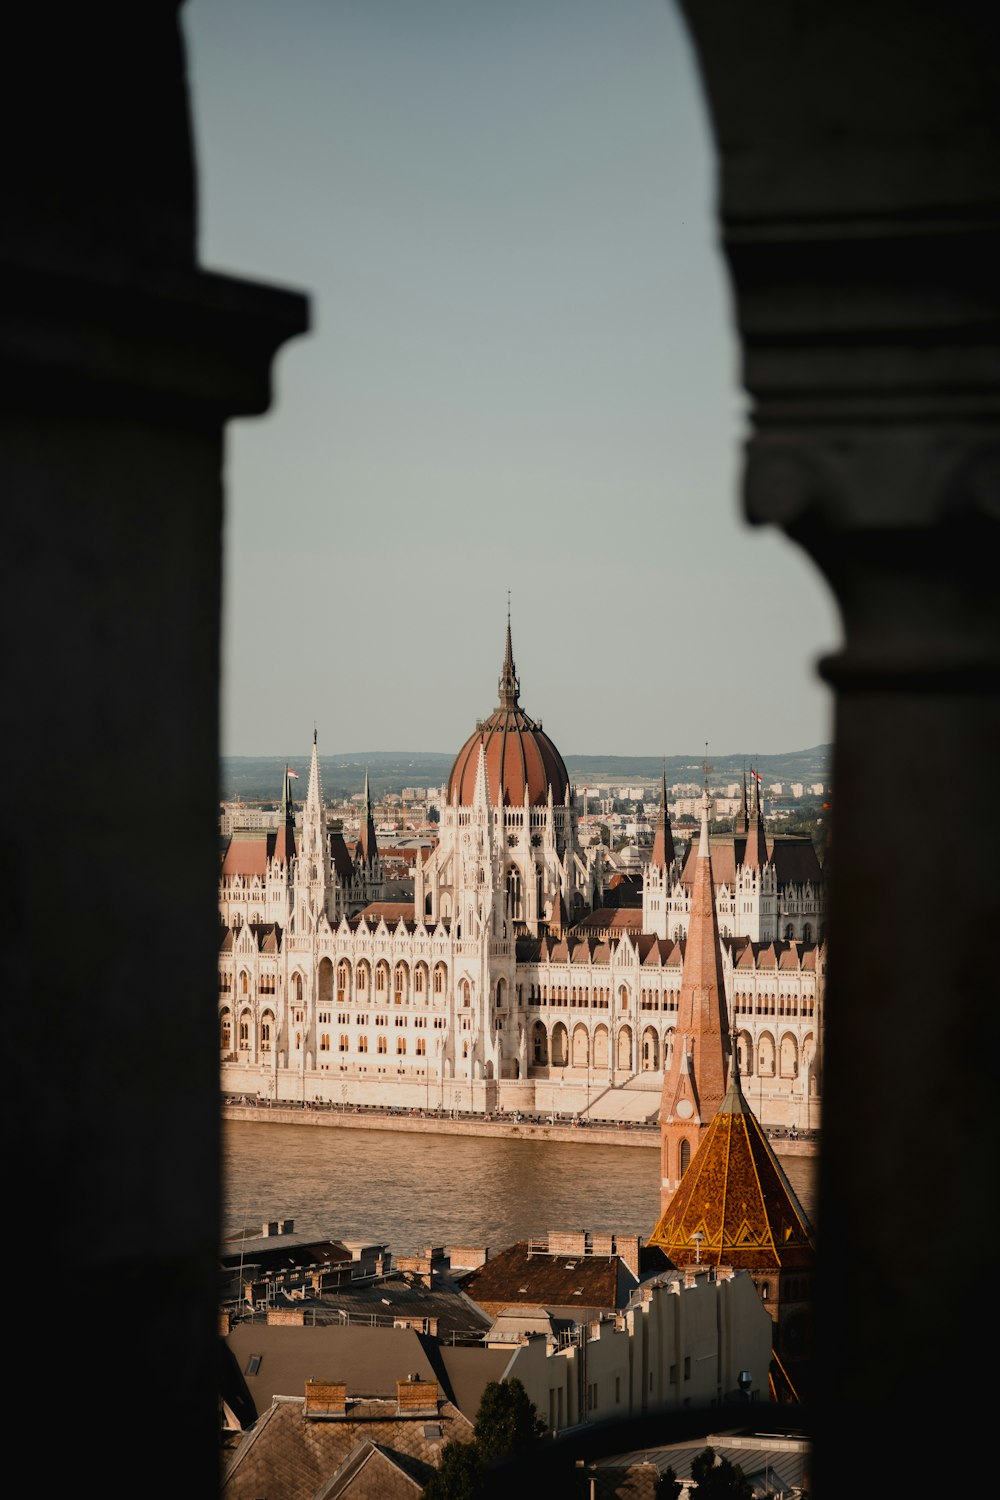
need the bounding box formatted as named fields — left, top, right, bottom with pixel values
left=184, top=0, right=838, bottom=760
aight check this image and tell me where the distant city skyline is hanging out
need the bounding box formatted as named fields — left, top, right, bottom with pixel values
left=185, top=1, right=838, bottom=758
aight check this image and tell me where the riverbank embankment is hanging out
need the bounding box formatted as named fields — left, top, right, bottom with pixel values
left=221, top=1102, right=817, bottom=1156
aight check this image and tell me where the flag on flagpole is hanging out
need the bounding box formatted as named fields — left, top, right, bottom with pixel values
left=287, top=769, right=300, bottom=778
left=751, top=768, right=763, bottom=783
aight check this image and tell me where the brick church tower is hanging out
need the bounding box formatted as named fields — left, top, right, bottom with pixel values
left=657, top=788, right=731, bottom=1207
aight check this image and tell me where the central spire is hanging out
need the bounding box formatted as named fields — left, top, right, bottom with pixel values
left=498, top=599, right=520, bottom=710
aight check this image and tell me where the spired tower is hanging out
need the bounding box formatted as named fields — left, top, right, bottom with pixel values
left=649, top=1036, right=816, bottom=1393
left=657, top=787, right=731, bottom=1206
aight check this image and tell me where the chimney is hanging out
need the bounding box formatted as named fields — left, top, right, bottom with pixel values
left=304, top=1381, right=347, bottom=1419
left=396, top=1378, right=439, bottom=1416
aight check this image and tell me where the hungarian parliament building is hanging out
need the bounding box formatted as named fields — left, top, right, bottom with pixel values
left=218, top=626, right=824, bottom=1129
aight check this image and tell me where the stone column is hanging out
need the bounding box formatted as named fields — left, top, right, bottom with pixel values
left=681, top=1, right=999, bottom=1489
left=2, top=5, right=307, bottom=1491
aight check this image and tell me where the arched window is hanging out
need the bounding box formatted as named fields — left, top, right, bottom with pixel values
left=532, top=1023, right=548, bottom=1064
left=758, top=1034, right=776, bottom=1076
left=394, top=962, right=408, bottom=1002
left=337, top=960, right=351, bottom=1001
left=220, top=1011, right=231, bottom=1050
left=433, top=963, right=446, bottom=995
left=460, top=979, right=471, bottom=1008
left=618, top=985, right=629, bottom=1012
left=803, top=922, right=813, bottom=943
left=375, top=962, right=388, bottom=994
left=356, top=962, right=369, bottom=993
left=239, top=1015, right=250, bottom=1048
left=785, top=922, right=795, bottom=940
left=377, top=1035, right=387, bottom=1054
left=679, top=1139, right=691, bottom=1179
left=358, top=1035, right=368, bottom=1054
left=260, top=1016, right=273, bottom=1052
left=338, top=1034, right=348, bottom=1053
left=396, top=1036, right=406, bottom=1055
left=294, top=973, right=303, bottom=1004
left=780, top=1032, right=798, bottom=1078
left=505, top=867, right=522, bottom=920
left=240, top=972, right=248, bottom=996
left=415, top=964, right=427, bottom=996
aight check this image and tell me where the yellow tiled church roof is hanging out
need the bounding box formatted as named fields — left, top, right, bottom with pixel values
left=648, top=1066, right=815, bottom=1272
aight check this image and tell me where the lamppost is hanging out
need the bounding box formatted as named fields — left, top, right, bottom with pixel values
left=690, top=1230, right=705, bottom=1266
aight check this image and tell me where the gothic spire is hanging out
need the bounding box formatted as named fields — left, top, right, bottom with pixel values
left=743, top=767, right=768, bottom=868
left=657, top=787, right=731, bottom=1206
left=274, top=764, right=297, bottom=864
left=358, top=768, right=379, bottom=866
left=650, top=763, right=675, bottom=870
left=498, top=600, right=520, bottom=710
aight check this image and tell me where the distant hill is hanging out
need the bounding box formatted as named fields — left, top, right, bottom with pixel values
left=220, top=747, right=831, bottom=802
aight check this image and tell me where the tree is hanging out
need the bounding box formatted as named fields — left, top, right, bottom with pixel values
left=473, top=1378, right=545, bottom=1464
left=690, top=1445, right=754, bottom=1500
left=421, top=1440, right=485, bottom=1500
left=656, top=1467, right=682, bottom=1500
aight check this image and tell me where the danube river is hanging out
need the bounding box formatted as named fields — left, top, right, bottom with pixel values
left=223, top=1120, right=816, bottom=1254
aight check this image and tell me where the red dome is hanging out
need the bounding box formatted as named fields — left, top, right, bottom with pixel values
left=447, top=624, right=569, bottom=808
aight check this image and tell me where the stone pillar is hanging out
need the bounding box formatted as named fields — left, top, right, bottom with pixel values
left=680, top=1, right=999, bottom=1490
left=2, top=5, right=307, bottom=1491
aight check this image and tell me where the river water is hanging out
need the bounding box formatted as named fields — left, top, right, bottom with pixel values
left=223, top=1121, right=816, bottom=1255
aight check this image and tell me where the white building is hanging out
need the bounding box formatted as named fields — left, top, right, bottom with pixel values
left=218, top=626, right=824, bottom=1129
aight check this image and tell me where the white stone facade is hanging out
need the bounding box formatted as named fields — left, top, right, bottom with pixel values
left=218, top=656, right=825, bottom=1131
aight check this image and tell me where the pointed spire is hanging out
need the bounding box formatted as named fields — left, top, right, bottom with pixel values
left=358, top=767, right=378, bottom=865
left=650, top=763, right=676, bottom=871
left=306, top=730, right=323, bottom=816
left=274, top=765, right=297, bottom=863
left=498, top=599, right=520, bottom=710
left=657, top=779, right=731, bottom=1207
left=743, top=767, right=768, bottom=868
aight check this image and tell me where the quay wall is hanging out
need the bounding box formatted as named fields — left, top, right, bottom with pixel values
left=221, top=1103, right=817, bottom=1156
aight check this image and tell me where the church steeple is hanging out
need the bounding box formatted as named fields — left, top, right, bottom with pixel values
left=498, top=601, right=520, bottom=710
left=657, top=788, right=731, bottom=1208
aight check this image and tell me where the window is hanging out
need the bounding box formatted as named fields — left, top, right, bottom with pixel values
left=396, top=1037, right=406, bottom=1055
left=338, top=1035, right=348, bottom=1053
left=684, top=1356, right=691, bottom=1380
left=377, top=1036, right=387, bottom=1054
left=416, top=1038, right=425, bottom=1056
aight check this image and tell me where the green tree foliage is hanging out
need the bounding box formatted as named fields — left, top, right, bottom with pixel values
left=421, top=1439, right=485, bottom=1500
left=473, top=1377, right=545, bottom=1463
left=690, top=1445, right=754, bottom=1499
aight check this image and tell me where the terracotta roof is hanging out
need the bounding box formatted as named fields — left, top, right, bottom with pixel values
left=221, top=836, right=270, bottom=879
left=355, top=903, right=415, bottom=926
left=723, top=937, right=819, bottom=972
left=648, top=1066, right=815, bottom=1273
left=461, top=1240, right=633, bottom=1315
